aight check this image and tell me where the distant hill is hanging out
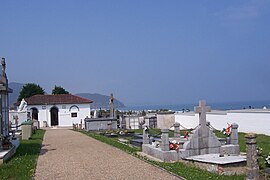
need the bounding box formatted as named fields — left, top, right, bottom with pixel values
left=7, top=82, right=125, bottom=109
left=8, top=82, right=24, bottom=107
left=76, top=93, right=125, bottom=109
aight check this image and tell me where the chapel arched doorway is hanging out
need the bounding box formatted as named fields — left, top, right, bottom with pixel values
left=31, top=108, right=39, bottom=121
left=50, top=107, right=59, bottom=126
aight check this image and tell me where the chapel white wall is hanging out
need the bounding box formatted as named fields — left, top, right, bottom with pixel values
left=27, top=103, right=91, bottom=127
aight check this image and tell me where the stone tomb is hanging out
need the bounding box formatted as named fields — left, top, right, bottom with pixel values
left=142, top=100, right=246, bottom=175
left=179, top=100, right=221, bottom=157
left=0, top=58, right=19, bottom=165
left=84, top=117, right=117, bottom=131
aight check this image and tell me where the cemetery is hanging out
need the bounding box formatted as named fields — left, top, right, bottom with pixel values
left=0, top=60, right=269, bottom=179
left=80, top=100, right=270, bottom=179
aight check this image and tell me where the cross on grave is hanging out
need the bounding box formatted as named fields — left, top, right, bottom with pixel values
left=194, top=100, right=211, bottom=127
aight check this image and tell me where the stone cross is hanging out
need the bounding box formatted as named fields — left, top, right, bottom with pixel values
left=1, top=58, right=6, bottom=77
left=194, top=100, right=211, bottom=127
left=109, top=93, right=115, bottom=118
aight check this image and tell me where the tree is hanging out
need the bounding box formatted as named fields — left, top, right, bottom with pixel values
left=18, top=83, right=45, bottom=101
left=52, top=85, right=69, bottom=95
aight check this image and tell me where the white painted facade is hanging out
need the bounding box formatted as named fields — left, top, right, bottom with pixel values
left=28, top=103, right=91, bottom=127
left=175, top=109, right=270, bottom=136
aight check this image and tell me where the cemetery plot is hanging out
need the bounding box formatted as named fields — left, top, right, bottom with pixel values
left=79, top=100, right=270, bottom=179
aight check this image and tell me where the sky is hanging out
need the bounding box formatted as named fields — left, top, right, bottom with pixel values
left=0, top=1, right=270, bottom=106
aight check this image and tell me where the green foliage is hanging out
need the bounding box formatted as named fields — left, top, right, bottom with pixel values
left=0, top=129, right=45, bottom=180
left=52, top=85, right=69, bottom=95
left=18, top=83, right=45, bottom=101
left=215, top=130, right=270, bottom=170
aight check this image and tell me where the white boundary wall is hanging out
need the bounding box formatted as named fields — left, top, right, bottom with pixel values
left=175, top=109, right=270, bottom=135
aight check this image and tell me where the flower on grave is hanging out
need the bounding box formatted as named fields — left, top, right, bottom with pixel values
left=169, top=141, right=180, bottom=151
left=256, top=146, right=263, bottom=157
left=169, top=143, right=174, bottom=150
left=265, top=153, right=270, bottom=167
left=184, top=131, right=189, bottom=139
left=222, top=123, right=232, bottom=137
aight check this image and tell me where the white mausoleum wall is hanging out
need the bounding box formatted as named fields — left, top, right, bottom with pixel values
left=124, top=116, right=144, bottom=129
left=27, top=103, right=91, bottom=127
left=175, top=110, right=270, bottom=135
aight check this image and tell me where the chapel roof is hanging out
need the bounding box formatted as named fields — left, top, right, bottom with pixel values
left=23, top=94, right=93, bottom=105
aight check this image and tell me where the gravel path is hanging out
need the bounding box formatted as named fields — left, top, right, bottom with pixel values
left=34, top=129, right=180, bottom=180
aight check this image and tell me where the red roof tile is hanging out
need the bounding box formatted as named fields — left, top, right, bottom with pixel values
left=24, top=94, right=93, bottom=105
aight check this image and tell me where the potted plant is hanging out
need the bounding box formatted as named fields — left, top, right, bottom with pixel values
left=1, top=136, right=11, bottom=150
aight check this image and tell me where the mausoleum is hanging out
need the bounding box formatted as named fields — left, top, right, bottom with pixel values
left=19, top=94, right=93, bottom=127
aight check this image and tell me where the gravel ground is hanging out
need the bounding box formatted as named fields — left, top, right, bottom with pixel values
left=34, top=129, right=180, bottom=180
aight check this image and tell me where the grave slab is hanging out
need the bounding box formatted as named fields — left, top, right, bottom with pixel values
left=184, top=154, right=246, bottom=165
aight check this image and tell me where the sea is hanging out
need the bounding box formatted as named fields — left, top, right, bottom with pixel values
left=119, top=100, right=270, bottom=111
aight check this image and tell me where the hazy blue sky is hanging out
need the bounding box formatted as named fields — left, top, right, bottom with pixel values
left=1, top=1, right=270, bottom=105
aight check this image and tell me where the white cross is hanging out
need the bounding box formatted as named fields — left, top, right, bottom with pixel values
left=194, top=100, right=211, bottom=126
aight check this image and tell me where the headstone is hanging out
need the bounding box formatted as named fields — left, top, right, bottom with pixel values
left=161, top=129, right=169, bottom=151
left=143, top=126, right=149, bottom=144
left=174, top=122, right=180, bottom=138
left=93, top=110, right=97, bottom=118
left=13, top=115, right=19, bottom=131
left=108, top=122, right=112, bottom=131
left=245, top=133, right=259, bottom=180
left=230, top=123, right=239, bottom=145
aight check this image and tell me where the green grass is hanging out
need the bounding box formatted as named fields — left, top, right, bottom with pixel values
left=149, top=161, right=244, bottom=180
left=215, top=130, right=270, bottom=170
left=78, top=130, right=244, bottom=180
left=78, top=130, right=140, bottom=154
left=0, top=129, right=45, bottom=180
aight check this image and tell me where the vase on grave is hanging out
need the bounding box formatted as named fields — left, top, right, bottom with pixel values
left=226, top=137, right=230, bottom=144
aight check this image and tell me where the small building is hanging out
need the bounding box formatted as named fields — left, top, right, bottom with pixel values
left=144, top=113, right=157, bottom=128
left=123, top=115, right=145, bottom=129
left=22, top=94, right=92, bottom=127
